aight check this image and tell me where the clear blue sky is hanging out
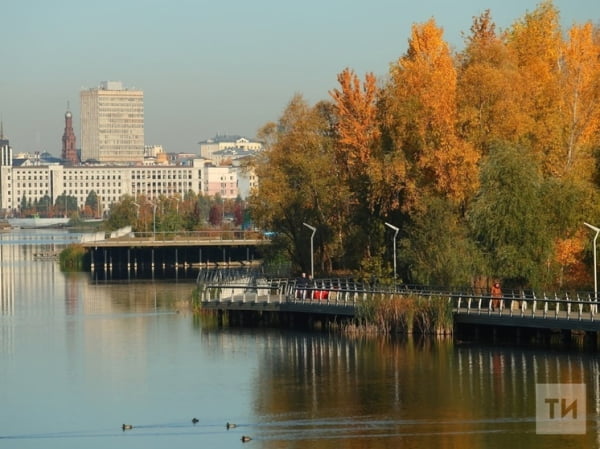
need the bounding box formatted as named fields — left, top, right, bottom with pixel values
left=2, top=0, right=599, bottom=156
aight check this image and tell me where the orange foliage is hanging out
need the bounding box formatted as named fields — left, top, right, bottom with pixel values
left=390, top=19, right=480, bottom=205
left=330, top=68, right=380, bottom=173
left=560, top=22, right=600, bottom=178
left=553, top=231, right=590, bottom=289
left=458, top=10, right=526, bottom=149
left=506, top=1, right=564, bottom=174
left=554, top=234, right=585, bottom=267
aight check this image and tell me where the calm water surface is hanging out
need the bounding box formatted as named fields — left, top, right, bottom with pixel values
left=0, top=229, right=598, bottom=448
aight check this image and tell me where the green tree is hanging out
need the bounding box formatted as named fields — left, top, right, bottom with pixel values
left=104, top=195, right=138, bottom=231
left=400, top=196, right=482, bottom=287
left=35, top=195, right=52, bottom=216
left=84, top=191, right=100, bottom=217
left=54, top=194, right=78, bottom=217
left=468, top=142, right=552, bottom=288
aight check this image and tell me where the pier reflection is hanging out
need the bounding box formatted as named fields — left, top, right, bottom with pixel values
left=198, top=331, right=600, bottom=448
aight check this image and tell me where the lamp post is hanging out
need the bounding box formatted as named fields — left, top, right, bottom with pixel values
left=132, top=202, right=140, bottom=226
left=303, top=222, right=316, bottom=279
left=584, top=222, right=600, bottom=306
left=153, top=203, right=157, bottom=240
left=385, top=222, right=399, bottom=280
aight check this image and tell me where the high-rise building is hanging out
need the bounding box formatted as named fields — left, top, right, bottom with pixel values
left=0, top=121, right=9, bottom=152
left=0, top=122, right=12, bottom=217
left=80, top=81, right=144, bottom=163
left=61, top=105, right=78, bottom=165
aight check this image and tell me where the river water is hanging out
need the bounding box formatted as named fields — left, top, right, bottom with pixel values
left=0, top=229, right=598, bottom=448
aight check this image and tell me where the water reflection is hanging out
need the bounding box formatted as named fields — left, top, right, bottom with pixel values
left=2, top=229, right=599, bottom=448
left=205, top=331, right=597, bottom=448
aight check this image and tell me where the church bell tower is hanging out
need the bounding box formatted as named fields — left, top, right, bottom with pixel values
left=61, top=104, right=78, bottom=165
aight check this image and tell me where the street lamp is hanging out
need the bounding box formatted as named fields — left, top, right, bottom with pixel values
left=153, top=203, right=157, bottom=240
left=303, top=222, right=316, bottom=279
left=584, top=222, right=600, bottom=306
left=132, top=202, right=140, bottom=229
left=385, top=222, right=399, bottom=280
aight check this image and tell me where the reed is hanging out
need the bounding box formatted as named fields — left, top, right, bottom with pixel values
left=348, top=293, right=453, bottom=336
left=59, top=244, right=86, bottom=271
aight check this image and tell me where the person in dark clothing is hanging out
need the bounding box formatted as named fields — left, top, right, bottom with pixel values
left=296, top=273, right=307, bottom=299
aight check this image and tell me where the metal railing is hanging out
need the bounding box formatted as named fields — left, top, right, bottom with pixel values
left=200, top=277, right=600, bottom=322
left=453, top=290, right=599, bottom=321
left=200, top=277, right=375, bottom=307
left=127, top=230, right=267, bottom=241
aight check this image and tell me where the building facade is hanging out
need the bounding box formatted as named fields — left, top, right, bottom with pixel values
left=0, top=159, right=250, bottom=216
left=203, top=165, right=239, bottom=199
left=80, top=81, right=144, bottom=164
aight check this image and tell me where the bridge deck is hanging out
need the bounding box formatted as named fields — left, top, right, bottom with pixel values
left=201, top=294, right=355, bottom=316
left=80, top=237, right=269, bottom=248
left=200, top=284, right=600, bottom=333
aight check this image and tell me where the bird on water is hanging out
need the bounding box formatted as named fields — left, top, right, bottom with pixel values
left=192, top=418, right=199, bottom=424
left=122, top=424, right=133, bottom=431
left=226, top=422, right=237, bottom=429
left=241, top=435, right=252, bottom=442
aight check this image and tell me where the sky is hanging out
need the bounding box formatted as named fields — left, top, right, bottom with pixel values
left=2, top=0, right=599, bottom=157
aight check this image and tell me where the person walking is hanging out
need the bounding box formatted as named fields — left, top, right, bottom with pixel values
left=491, top=281, right=502, bottom=311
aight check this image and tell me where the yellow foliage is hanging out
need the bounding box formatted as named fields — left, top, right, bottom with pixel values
left=559, top=22, right=600, bottom=179
left=389, top=18, right=480, bottom=206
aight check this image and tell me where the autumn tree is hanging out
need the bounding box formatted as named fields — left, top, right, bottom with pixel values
left=248, top=94, right=349, bottom=274
left=559, top=22, right=600, bottom=179
left=385, top=18, right=480, bottom=208
left=505, top=0, right=563, bottom=175
left=541, top=178, right=598, bottom=289
left=457, top=10, right=525, bottom=151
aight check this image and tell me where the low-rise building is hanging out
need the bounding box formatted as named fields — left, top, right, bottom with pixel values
left=199, top=135, right=263, bottom=160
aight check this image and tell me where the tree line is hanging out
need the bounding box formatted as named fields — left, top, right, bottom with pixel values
left=246, top=1, right=600, bottom=291
left=103, top=192, right=247, bottom=233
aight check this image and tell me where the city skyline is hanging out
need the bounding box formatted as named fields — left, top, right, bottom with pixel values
left=2, top=0, right=599, bottom=157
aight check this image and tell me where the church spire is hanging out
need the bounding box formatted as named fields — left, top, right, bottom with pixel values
left=62, top=104, right=78, bottom=165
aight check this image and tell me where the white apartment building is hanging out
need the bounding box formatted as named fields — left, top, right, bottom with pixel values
left=80, top=81, right=144, bottom=164
left=0, top=152, right=255, bottom=216
left=0, top=156, right=206, bottom=215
